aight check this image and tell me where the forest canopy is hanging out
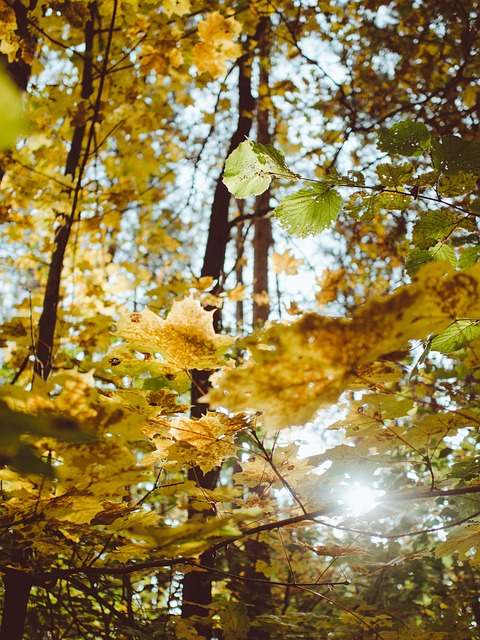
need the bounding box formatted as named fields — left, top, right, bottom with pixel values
left=0, top=1, right=480, bottom=639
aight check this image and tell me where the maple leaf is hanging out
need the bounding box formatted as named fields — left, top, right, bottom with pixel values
left=207, top=262, right=480, bottom=429
left=115, top=296, right=234, bottom=371
left=271, top=250, right=304, bottom=276
left=146, top=412, right=241, bottom=473
left=194, top=12, right=242, bottom=78
left=163, top=0, right=191, bottom=17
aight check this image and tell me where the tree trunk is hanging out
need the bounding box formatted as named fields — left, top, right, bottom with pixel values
left=0, top=571, right=32, bottom=640
left=33, top=1, right=114, bottom=380
left=248, top=23, right=273, bottom=638
left=182, top=20, right=269, bottom=635
left=252, top=24, right=273, bottom=326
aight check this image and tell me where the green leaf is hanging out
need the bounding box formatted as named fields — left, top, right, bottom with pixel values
left=223, top=139, right=296, bottom=198
left=377, top=120, right=430, bottom=156
left=438, top=171, right=478, bottom=197
left=459, top=246, right=480, bottom=269
left=430, top=319, right=480, bottom=353
left=429, top=242, right=457, bottom=267
left=431, top=136, right=480, bottom=176
left=435, top=522, right=480, bottom=563
left=375, top=191, right=412, bottom=211
left=412, top=211, right=458, bottom=249
left=405, top=248, right=434, bottom=276
left=220, top=601, right=250, bottom=640
left=375, top=162, right=413, bottom=187
left=274, top=183, right=342, bottom=237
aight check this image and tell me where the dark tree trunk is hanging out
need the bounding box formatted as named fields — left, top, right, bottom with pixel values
left=34, top=1, right=115, bottom=380
left=182, top=20, right=270, bottom=636
left=0, top=571, right=32, bottom=640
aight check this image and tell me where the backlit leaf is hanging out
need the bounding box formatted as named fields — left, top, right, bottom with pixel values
left=274, top=183, right=342, bottom=237
left=115, top=296, right=234, bottom=371
left=405, top=248, right=434, bottom=276
left=223, top=139, right=295, bottom=198
left=438, top=171, right=478, bottom=196
left=430, top=319, right=480, bottom=353
left=377, top=120, right=430, bottom=156
left=207, top=263, right=480, bottom=429
left=412, top=210, right=458, bottom=249
left=431, top=136, right=480, bottom=175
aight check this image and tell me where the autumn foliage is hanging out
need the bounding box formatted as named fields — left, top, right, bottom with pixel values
left=0, top=1, right=480, bottom=639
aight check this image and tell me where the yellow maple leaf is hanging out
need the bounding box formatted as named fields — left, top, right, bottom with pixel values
left=271, top=250, right=304, bottom=276
left=163, top=0, right=191, bottom=18
left=115, top=295, right=234, bottom=371
left=315, top=268, right=346, bottom=306
left=146, top=412, right=241, bottom=472
left=207, top=262, right=480, bottom=430
left=194, top=12, right=242, bottom=78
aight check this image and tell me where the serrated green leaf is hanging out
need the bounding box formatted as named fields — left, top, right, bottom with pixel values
left=344, top=191, right=378, bottom=221
left=431, top=136, right=480, bottom=176
left=430, top=319, right=480, bottom=353
left=412, top=211, right=458, bottom=249
left=429, top=242, right=457, bottom=267
left=459, top=246, right=480, bottom=269
left=438, top=171, right=478, bottom=197
left=378, top=120, right=430, bottom=156
left=376, top=191, right=412, bottom=211
left=274, top=183, right=342, bottom=237
left=405, top=249, right=434, bottom=276
left=223, top=139, right=295, bottom=198
left=375, top=162, right=413, bottom=187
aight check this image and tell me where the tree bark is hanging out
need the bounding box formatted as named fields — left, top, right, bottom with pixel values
left=0, top=571, right=32, bottom=640
left=252, top=24, right=273, bottom=326
left=182, top=20, right=269, bottom=635
left=33, top=1, right=113, bottom=380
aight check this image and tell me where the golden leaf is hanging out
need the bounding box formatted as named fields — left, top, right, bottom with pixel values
left=315, top=268, right=346, bottom=306
left=163, top=0, right=191, bottom=17
left=197, top=11, right=241, bottom=43
left=115, top=296, right=234, bottom=371
left=194, top=12, right=242, bottom=78
left=271, top=250, right=304, bottom=275
left=207, top=263, right=480, bottom=429
left=146, top=412, right=241, bottom=472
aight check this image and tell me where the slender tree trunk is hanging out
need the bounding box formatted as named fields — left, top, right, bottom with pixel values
left=182, top=20, right=270, bottom=635
left=33, top=1, right=114, bottom=380
left=248, top=23, right=274, bottom=638
left=235, top=213, right=245, bottom=331
left=252, top=25, right=273, bottom=326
